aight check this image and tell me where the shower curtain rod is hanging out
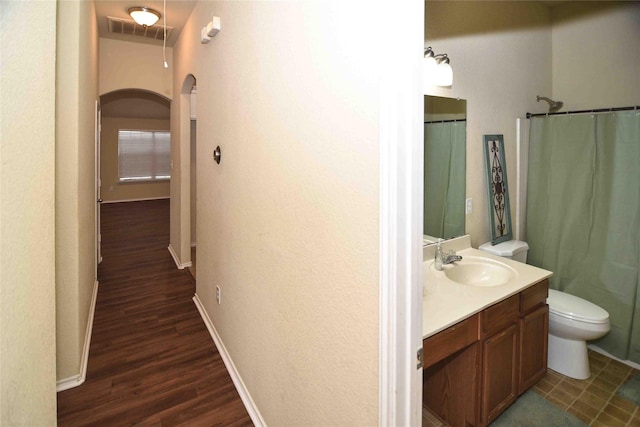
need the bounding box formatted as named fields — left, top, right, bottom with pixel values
left=424, top=118, right=467, bottom=124
left=526, top=105, right=639, bottom=119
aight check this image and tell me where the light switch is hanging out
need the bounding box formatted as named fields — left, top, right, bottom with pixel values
left=465, top=198, right=472, bottom=214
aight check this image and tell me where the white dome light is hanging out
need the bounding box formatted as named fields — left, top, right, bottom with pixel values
left=128, top=7, right=161, bottom=27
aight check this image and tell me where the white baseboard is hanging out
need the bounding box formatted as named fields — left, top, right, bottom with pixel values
left=57, top=279, right=99, bottom=392
left=192, top=294, right=265, bottom=427
left=168, top=244, right=192, bottom=270
left=588, top=344, right=640, bottom=370
left=101, top=196, right=170, bottom=204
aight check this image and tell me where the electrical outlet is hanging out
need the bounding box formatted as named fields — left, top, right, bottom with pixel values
left=465, top=198, right=473, bottom=215
left=216, top=286, right=221, bottom=304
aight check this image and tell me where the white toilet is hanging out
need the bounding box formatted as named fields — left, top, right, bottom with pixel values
left=479, top=239, right=611, bottom=380
left=546, top=289, right=610, bottom=379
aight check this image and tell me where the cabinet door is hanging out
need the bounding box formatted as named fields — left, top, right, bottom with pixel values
left=481, top=323, right=519, bottom=425
left=424, top=342, right=480, bottom=427
left=519, top=305, right=549, bottom=394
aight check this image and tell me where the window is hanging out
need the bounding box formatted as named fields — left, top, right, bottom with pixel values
left=118, top=130, right=171, bottom=182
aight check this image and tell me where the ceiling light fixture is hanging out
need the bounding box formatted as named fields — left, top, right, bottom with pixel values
left=424, top=47, right=453, bottom=88
left=128, top=6, right=161, bottom=27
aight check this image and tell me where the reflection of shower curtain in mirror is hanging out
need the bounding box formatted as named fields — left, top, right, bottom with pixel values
left=526, top=111, right=640, bottom=363
left=423, top=121, right=466, bottom=239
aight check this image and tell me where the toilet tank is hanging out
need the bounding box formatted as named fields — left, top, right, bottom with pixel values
left=479, top=240, right=529, bottom=263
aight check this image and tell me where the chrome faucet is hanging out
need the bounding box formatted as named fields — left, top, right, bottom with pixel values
left=443, top=250, right=463, bottom=265
left=434, top=242, right=463, bottom=271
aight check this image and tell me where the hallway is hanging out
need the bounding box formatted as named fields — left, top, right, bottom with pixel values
left=57, top=199, right=253, bottom=426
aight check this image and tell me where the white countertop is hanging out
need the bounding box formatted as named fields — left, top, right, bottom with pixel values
left=422, top=239, right=552, bottom=339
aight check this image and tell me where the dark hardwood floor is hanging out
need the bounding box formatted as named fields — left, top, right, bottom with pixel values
left=57, top=199, right=253, bottom=427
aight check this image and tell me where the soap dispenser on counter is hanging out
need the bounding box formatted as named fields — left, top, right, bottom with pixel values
left=434, top=239, right=443, bottom=271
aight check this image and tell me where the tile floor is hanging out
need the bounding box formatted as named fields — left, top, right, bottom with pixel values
left=533, top=350, right=640, bottom=427
left=422, top=350, right=640, bottom=427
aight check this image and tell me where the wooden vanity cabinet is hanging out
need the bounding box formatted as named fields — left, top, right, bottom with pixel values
left=518, top=281, right=549, bottom=394
left=423, top=314, right=480, bottom=427
left=480, top=295, right=520, bottom=425
left=423, top=279, right=549, bottom=427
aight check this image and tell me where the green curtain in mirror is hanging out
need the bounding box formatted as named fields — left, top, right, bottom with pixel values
left=526, top=111, right=640, bottom=363
left=424, top=121, right=466, bottom=239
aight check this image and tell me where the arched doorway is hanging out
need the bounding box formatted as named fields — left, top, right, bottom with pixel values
left=99, top=89, right=171, bottom=202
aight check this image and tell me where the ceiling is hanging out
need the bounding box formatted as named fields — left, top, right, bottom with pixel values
left=94, top=0, right=197, bottom=47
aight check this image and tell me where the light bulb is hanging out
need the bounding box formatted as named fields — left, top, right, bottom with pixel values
left=423, top=56, right=438, bottom=89
left=435, top=62, right=453, bottom=87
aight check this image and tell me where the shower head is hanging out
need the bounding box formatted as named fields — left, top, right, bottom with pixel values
left=537, top=95, right=564, bottom=113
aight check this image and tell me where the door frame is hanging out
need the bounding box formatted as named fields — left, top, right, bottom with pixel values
left=95, top=99, right=102, bottom=272
left=378, top=1, right=424, bottom=425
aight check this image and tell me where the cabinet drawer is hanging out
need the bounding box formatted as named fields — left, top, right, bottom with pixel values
left=482, top=295, right=519, bottom=338
left=423, top=313, right=479, bottom=368
left=520, top=279, right=549, bottom=314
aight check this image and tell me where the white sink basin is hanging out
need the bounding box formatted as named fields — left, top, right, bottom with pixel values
left=440, top=256, right=518, bottom=287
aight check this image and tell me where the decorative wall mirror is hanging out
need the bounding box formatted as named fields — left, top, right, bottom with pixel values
left=423, top=96, right=466, bottom=244
left=483, top=134, right=512, bottom=244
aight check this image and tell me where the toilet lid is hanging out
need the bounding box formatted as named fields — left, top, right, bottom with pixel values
left=479, top=240, right=529, bottom=257
left=547, top=289, right=609, bottom=324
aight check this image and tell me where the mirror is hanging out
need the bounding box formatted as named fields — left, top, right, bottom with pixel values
left=423, top=95, right=467, bottom=244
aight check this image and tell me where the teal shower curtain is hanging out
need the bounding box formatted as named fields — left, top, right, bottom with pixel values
left=423, top=121, right=466, bottom=239
left=526, top=110, right=640, bottom=363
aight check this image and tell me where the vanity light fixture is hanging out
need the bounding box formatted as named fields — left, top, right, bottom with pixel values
left=424, top=47, right=453, bottom=88
left=128, top=6, right=161, bottom=27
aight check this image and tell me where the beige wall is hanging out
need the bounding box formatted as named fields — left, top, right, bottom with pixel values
left=552, top=2, right=640, bottom=110
left=173, top=2, right=380, bottom=424
left=101, top=117, right=171, bottom=202
left=0, top=1, right=57, bottom=424
left=426, top=1, right=552, bottom=247
left=55, top=0, right=99, bottom=381
left=100, top=38, right=173, bottom=99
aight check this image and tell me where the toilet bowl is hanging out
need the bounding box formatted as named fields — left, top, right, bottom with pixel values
left=547, top=289, right=610, bottom=380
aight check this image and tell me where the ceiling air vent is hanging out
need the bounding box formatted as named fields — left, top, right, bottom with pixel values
left=107, top=16, right=173, bottom=41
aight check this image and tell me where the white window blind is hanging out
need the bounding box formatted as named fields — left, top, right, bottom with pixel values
left=118, top=130, right=171, bottom=182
